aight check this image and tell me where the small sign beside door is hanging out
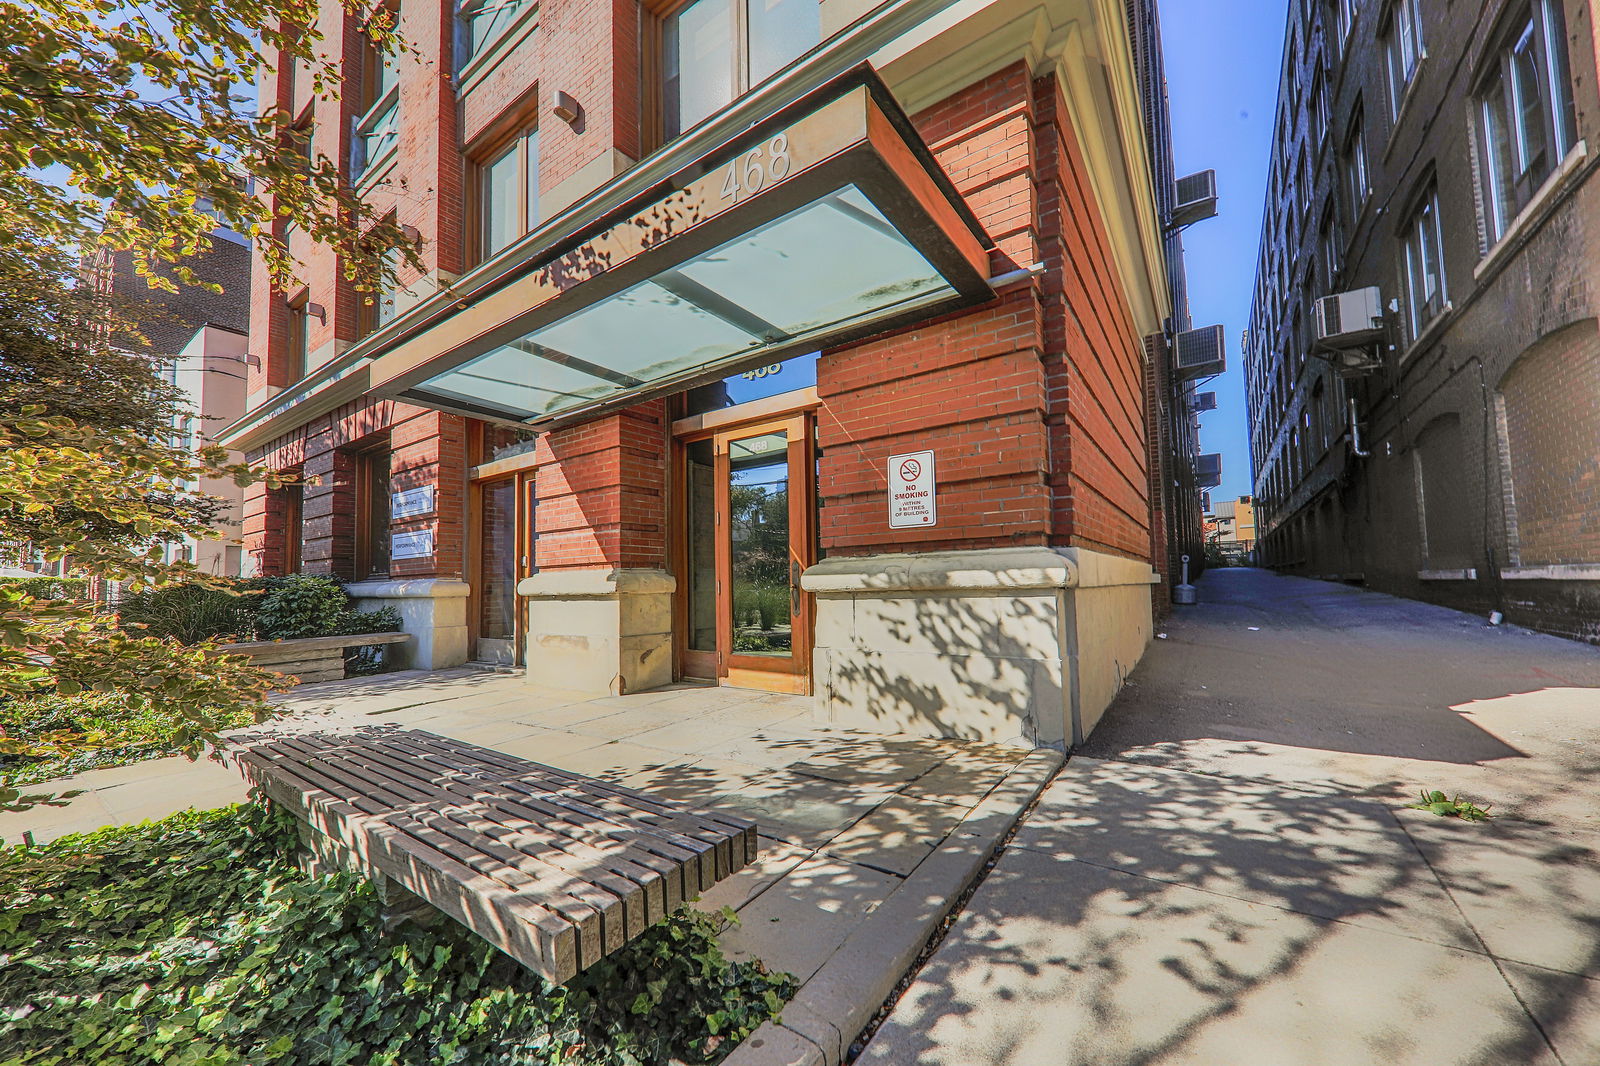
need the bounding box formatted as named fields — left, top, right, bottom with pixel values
left=391, top=485, right=435, bottom=520
left=391, top=529, right=434, bottom=560
left=888, top=450, right=937, bottom=528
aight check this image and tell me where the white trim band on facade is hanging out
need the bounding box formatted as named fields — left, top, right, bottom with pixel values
left=1500, top=565, right=1600, bottom=582
left=344, top=578, right=473, bottom=599
left=801, top=545, right=1158, bottom=594
left=1418, top=568, right=1477, bottom=581
left=517, top=568, right=677, bottom=599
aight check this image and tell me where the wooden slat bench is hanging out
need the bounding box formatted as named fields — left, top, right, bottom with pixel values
left=233, top=728, right=758, bottom=984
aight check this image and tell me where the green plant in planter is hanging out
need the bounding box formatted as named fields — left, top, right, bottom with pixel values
left=254, top=574, right=349, bottom=640
left=117, top=582, right=255, bottom=644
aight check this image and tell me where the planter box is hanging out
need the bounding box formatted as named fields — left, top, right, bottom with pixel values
left=218, top=632, right=412, bottom=684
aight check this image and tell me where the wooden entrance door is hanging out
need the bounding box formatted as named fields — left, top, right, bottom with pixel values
left=472, top=471, right=535, bottom=665
left=678, top=412, right=815, bottom=693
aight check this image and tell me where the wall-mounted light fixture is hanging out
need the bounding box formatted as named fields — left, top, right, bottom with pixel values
left=552, top=90, right=582, bottom=126
left=306, top=302, right=327, bottom=324
left=400, top=224, right=421, bottom=242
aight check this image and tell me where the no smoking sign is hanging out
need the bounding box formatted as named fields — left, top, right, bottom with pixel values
left=888, top=449, right=937, bottom=528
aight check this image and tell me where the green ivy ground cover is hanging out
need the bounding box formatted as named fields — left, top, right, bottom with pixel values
left=0, top=692, right=260, bottom=788
left=0, top=803, right=795, bottom=1065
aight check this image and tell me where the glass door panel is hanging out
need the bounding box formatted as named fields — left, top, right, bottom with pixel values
left=475, top=476, right=519, bottom=664
left=682, top=438, right=719, bottom=679
left=727, top=430, right=792, bottom=659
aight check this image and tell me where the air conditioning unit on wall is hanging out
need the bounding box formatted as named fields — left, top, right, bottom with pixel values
left=1193, top=391, right=1218, bottom=412
left=1314, top=286, right=1385, bottom=349
left=1175, top=325, right=1226, bottom=381
left=1196, top=452, right=1223, bottom=488
left=1171, top=170, right=1219, bottom=228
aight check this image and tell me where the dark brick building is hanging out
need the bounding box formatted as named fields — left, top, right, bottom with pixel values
left=222, top=0, right=1203, bottom=747
left=1248, top=0, right=1600, bottom=644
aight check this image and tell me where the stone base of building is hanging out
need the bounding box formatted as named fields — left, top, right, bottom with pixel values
left=518, top=569, right=676, bottom=696
left=345, top=579, right=471, bottom=670
left=801, top=547, right=1156, bottom=749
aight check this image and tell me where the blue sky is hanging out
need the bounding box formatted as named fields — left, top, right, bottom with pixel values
left=1162, top=0, right=1287, bottom=504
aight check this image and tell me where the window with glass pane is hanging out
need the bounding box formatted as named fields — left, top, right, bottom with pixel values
left=354, top=28, right=400, bottom=179
left=1384, top=0, right=1422, bottom=119
left=478, top=126, right=539, bottom=260
left=661, top=0, right=819, bottom=140
left=1476, top=1, right=1576, bottom=242
left=1402, top=186, right=1445, bottom=340
left=1341, top=111, right=1368, bottom=213
left=458, top=0, right=536, bottom=68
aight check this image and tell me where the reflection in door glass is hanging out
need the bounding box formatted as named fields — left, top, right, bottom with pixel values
left=729, top=430, right=791, bottom=657
left=479, top=479, right=518, bottom=643
left=685, top=439, right=717, bottom=655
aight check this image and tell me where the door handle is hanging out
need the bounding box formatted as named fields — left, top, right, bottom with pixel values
left=790, top=559, right=801, bottom=616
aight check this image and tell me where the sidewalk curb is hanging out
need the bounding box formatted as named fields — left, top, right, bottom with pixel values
left=722, top=748, right=1064, bottom=1066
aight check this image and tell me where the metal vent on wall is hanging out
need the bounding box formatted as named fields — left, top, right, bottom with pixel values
left=1171, top=170, right=1218, bottom=228
left=1174, top=324, right=1226, bottom=380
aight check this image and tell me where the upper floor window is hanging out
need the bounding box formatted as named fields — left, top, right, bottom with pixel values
left=476, top=123, right=540, bottom=260
left=660, top=0, right=820, bottom=141
left=1400, top=182, right=1446, bottom=340
left=352, top=13, right=400, bottom=180
left=1383, top=0, right=1423, bottom=120
left=1340, top=106, right=1368, bottom=218
left=286, top=292, right=312, bottom=382
left=1309, top=73, right=1328, bottom=146
left=1331, top=0, right=1355, bottom=54
left=457, top=0, right=537, bottom=71
left=1476, top=0, right=1576, bottom=242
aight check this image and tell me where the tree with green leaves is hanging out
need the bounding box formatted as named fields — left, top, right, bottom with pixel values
left=0, top=0, right=421, bottom=815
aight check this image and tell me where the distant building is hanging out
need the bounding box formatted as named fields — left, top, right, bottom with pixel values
left=1247, top=0, right=1600, bottom=643
left=96, top=228, right=253, bottom=578
left=1206, top=496, right=1256, bottom=559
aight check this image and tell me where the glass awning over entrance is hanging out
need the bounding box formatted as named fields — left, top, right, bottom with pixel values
left=368, top=69, right=994, bottom=427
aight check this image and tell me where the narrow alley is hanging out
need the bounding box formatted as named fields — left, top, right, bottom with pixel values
left=858, top=568, right=1600, bottom=1066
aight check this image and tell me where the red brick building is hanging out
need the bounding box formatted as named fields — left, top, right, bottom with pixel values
left=223, top=0, right=1191, bottom=747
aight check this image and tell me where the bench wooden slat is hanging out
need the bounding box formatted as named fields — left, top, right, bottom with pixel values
left=395, top=732, right=747, bottom=888
left=318, top=739, right=660, bottom=947
left=231, top=725, right=757, bottom=985
left=237, top=749, right=583, bottom=977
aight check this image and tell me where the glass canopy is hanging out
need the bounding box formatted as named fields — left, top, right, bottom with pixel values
left=412, top=186, right=957, bottom=422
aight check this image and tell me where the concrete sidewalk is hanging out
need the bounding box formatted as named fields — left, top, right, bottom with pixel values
left=858, top=569, right=1600, bottom=1066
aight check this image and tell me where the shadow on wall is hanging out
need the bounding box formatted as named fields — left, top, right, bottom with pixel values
left=863, top=757, right=1600, bottom=1066
left=823, top=588, right=1068, bottom=747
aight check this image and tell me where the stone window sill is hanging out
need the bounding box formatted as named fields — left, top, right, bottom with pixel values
left=1418, top=568, right=1476, bottom=581
left=1474, top=140, right=1589, bottom=283
left=1398, top=300, right=1454, bottom=364
left=1501, top=565, right=1600, bottom=582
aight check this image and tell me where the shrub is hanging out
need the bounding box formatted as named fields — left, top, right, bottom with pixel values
left=331, top=605, right=403, bottom=637
left=0, top=803, right=795, bottom=1064
left=117, top=582, right=256, bottom=643
left=0, top=576, right=87, bottom=600
left=254, top=574, right=349, bottom=640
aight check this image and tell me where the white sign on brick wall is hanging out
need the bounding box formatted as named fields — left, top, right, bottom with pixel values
left=391, top=485, right=435, bottom=519
left=391, top=529, right=434, bottom=560
left=888, top=450, right=936, bottom=528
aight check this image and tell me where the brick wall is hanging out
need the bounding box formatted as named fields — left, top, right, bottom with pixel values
left=816, top=64, right=1151, bottom=564
left=243, top=400, right=467, bottom=580
left=532, top=401, right=667, bottom=570
left=1499, top=317, right=1600, bottom=566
